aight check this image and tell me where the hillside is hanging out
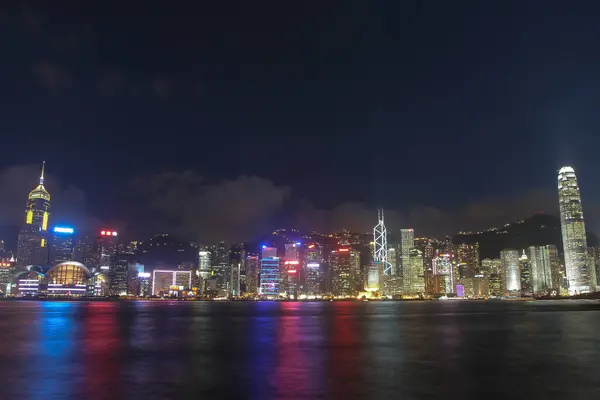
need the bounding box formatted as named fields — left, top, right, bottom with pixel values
left=453, top=213, right=598, bottom=259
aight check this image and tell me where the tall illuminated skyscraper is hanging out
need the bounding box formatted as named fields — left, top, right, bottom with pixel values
left=305, top=243, right=323, bottom=296
left=16, top=162, right=51, bottom=267
left=404, top=248, right=425, bottom=294
left=259, top=246, right=280, bottom=296
left=399, top=229, right=414, bottom=289
left=501, top=249, right=520, bottom=295
left=527, top=245, right=560, bottom=295
left=373, top=209, right=391, bottom=275
left=330, top=247, right=360, bottom=297
left=558, top=166, right=593, bottom=293
left=49, top=226, right=75, bottom=265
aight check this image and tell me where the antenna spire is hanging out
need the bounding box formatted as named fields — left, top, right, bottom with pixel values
left=40, top=161, right=45, bottom=185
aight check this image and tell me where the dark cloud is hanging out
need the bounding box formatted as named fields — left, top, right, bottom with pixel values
left=129, top=172, right=291, bottom=243
left=51, top=33, right=83, bottom=52
left=21, top=3, right=42, bottom=34
left=0, top=164, right=98, bottom=233
left=152, top=79, right=171, bottom=100
left=292, top=189, right=561, bottom=237
left=32, top=61, right=72, bottom=93
left=128, top=170, right=584, bottom=244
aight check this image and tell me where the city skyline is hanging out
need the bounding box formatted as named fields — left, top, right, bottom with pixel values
left=2, top=160, right=598, bottom=298
left=0, top=162, right=598, bottom=245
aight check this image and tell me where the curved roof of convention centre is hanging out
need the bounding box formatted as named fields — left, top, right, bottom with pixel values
left=46, top=261, right=91, bottom=278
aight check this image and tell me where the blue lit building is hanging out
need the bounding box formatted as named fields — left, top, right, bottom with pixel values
left=260, top=246, right=280, bottom=297
left=49, top=226, right=75, bottom=265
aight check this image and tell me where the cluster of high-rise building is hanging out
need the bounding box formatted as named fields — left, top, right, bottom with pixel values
left=0, top=164, right=596, bottom=299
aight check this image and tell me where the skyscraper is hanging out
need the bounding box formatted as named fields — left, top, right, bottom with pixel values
left=49, top=226, right=75, bottom=265
left=399, top=229, right=414, bottom=283
left=305, top=243, right=323, bottom=296
left=259, top=246, right=280, bottom=297
left=501, top=249, right=520, bottom=295
left=16, top=162, right=51, bottom=267
left=404, top=248, right=425, bottom=294
left=558, top=166, right=593, bottom=294
left=528, top=245, right=560, bottom=295
left=455, top=243, right=480, bottom=276
left=373, top=209, right=391, bottom=275
left=330, top=247, right=360, bottom=297
left=519, top=250, right=532, bottom=297
left=245, top=255, right=259, bottom=295
left=198, top=251, right=212, bottom=294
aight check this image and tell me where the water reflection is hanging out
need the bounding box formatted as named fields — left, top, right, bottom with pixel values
left=328, top=302, right=364, bottom=399
left=273, top=302, right=326, bottom=399
left=0, top=301, right=598, bottom=399
left=24, top=302, right=80, bottom=400
left=81, top=302, right=121, bottom=400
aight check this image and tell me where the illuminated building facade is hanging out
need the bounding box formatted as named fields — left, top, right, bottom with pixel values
left=527, top=245, right=560, bottom=295
left=330, top=247, right=360, bottom=297
left=49, top=226, right=75, bottom=265
left=128, top=263, right=145, bottom=295
left=17, top=162, right=51, bottom=267
left=558, top=166, right=594, bottom=293
left=399, top=228, right=414, bottom=284
left=432, top=253, right=453, bottom=295
left=151, top=270, right=192, bottom=296
left=373, top=209, right=392, bottom=275
left=284, top=243, right=301, bottom=261
left=111, top=254, right=131, bottom=295
left=404, top=249, right=425, bottom=294
left=455, top=243, right=479, bottom=277
left=472, top=274, right=489, bottom=298
left=501, top=249, right=520, bottom=295
left=519, top=251, right=532, bottom=297
left=245, top=255, right=259, bottom=294
left=305, top=244, right=323, bottom=296
left=260, top=246, right=280, bottom=296
left=96, top=230, right=119, bottom=270
left=45, top=261, right=90, bottom=296
left=365, top=261, right=382, bottom=292
left=282, top=260, right=299, bottom=298
left=0, top=261, right=12, bottom=295
left=230, top=261, right=241, bottom=296
left=587, top=246, right=600, bottom=289
left=423, top=241, right=435, bottom=294
left=198, top=251, right=212, bottom=293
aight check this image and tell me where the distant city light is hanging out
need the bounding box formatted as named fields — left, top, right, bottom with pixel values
left=307, top=263, right=320, bottom=268
left=308, top=244, right=315, bottom=249
left=262, top=245, right=267, bottom=249
left=138, top=272, right=151, bottom=278
left=338, top=248, right=349, bottom=252
left=284, top=261, right=299, bottom=265
left=288, top=269, right=297, bottom=274
left=53, top=226, right=74, bottom=234
left=101, top=230, right=118, bottom=236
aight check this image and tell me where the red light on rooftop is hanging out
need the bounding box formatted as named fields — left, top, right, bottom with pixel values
left=284, top=260, right=299, bottom=265
left=101, top=231, right=106, bottom=236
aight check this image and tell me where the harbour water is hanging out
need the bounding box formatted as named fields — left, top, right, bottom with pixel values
left=1, top=300, right=599, bottom=399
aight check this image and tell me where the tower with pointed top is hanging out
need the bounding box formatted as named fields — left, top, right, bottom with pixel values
left=373, top=209, right=392, bottom=275
left=16, top=162, right=51, bottom=267
left=558, top=166, right=593, bottom=294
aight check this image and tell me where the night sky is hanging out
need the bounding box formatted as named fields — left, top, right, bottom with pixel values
left=1, top=1, right=600, bottom=243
